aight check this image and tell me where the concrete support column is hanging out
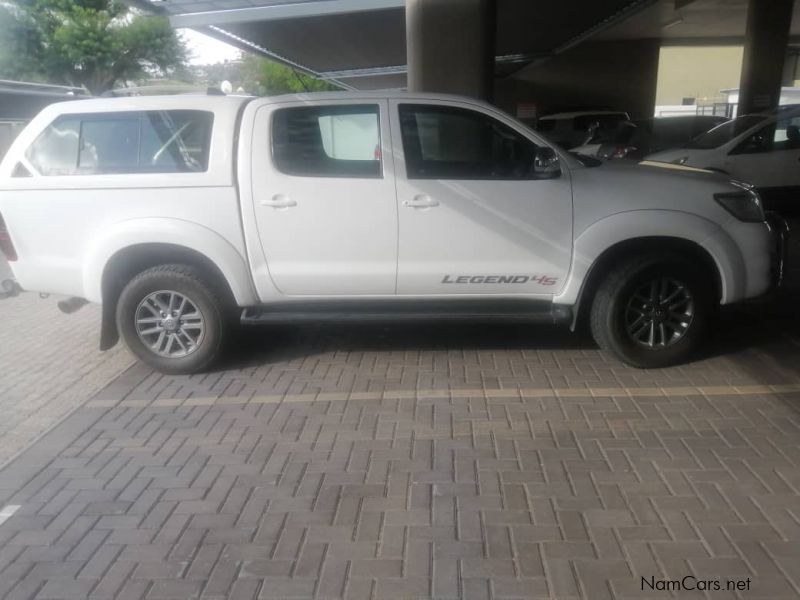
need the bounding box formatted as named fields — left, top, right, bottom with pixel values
left=406, top=0, right=496, bottom=100
left=738, top=0, right=795, bottom=114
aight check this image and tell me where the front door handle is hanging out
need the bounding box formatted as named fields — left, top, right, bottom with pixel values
left=403, top=195, right=439, bottom=209
left=261, top=195, right=297, bottom=209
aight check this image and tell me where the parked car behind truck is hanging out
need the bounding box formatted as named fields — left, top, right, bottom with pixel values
left=535, top=110, right=630, bottom=149
left=572, top=115, right=728, bottom=160
left=647, top=105, right=800, bottom=209
left=0, top=93, right=781, bottom=374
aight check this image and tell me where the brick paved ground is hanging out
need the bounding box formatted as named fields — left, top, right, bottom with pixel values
left=0, top=295, right=799, bottom=599
left=0, top=291, right=133, bottom=468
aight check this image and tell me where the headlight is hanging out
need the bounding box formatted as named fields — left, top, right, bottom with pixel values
left=714, top=187, right=765, bottom=223
left=671, top=156, right=689, bottom=165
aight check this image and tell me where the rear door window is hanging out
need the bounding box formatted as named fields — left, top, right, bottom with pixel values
left=271, top=105, right=382, bottom=178
left=25, top=110, right=213, bottom=175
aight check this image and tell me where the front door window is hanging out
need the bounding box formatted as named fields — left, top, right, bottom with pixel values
left=398, top=104, right=538, bottom=180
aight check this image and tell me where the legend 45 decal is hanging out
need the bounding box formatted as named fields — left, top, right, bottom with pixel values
left=441, top=274, right=558, bottom=286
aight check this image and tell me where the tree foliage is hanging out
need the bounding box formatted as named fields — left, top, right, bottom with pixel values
left=237, top=54, right=337, bottom=95
left=0, top=0, right=187, bottom=94
left=196, top=55, right=337, bottom=96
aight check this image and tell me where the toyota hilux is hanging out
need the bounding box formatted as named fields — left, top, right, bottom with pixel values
left=0, top=93, right=781, bottom=373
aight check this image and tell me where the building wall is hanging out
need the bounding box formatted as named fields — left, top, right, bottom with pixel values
left=655, top=45, right=744, bottom=106
left=497, top=39, right=660, bottom=120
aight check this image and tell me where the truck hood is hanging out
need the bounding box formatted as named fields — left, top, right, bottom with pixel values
left=579, top=156, right=726, bottom=185
left=569, top=156, right=741, bottom=230
left=643, top=147, right=716, bottom=166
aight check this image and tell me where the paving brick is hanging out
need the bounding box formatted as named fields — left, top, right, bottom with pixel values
left=147, top=579, right=203, bottom=599
left=0, top=294, right=134, bottom=468
left=1, top=305, right=800, bottom=599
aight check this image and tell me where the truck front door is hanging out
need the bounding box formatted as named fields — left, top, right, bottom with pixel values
left=248, top=100, right=397, bottom=296
left=389, top=100, right=573, bottom=297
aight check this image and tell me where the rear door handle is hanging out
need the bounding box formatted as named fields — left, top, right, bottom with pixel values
left=261, top=195, right=297, bottom=209
left=403, top=195, right=439, bottom=209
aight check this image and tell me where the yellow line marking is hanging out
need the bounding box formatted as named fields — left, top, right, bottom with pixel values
left=83, top=381, right=800, bottom=410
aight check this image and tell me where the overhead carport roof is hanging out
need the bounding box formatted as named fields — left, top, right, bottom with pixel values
left=598, top=0, right=800, bottom=43
left=127, top=0, right=800, bottom=90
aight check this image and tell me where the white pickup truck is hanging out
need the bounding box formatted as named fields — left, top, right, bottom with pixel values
left=0, top=93, right=782, bottom=374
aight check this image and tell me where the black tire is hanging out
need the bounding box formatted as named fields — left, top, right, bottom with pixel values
left=590, top=253, right=714, bottom=368
left=116, top=264, right=230, bottom=374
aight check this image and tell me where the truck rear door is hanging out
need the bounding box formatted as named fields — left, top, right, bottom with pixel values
left=244, top=99, right=397, bottom=297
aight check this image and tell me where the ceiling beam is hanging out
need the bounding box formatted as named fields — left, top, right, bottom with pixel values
left=555, top=0, right=659, bottom=54
left=316, top=54, right=548, bottom=81
left=169, top=0, right=405, bottom=28
left=317, top=65, right=407, bottom=80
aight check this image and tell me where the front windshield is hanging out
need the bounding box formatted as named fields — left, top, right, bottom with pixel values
left=569, top=152, right=602, bottom=167
left=686, top=115, right=767, bottom=149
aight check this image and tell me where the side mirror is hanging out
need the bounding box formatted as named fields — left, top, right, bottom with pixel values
left=533, top=146, right=561, bottom=179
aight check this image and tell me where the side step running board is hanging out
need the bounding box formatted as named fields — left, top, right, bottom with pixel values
left=241, top=302, right=572, bottom=326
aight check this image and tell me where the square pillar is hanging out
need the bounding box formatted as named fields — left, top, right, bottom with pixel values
left=406, top=0, right=496, bottom=100
left=738, top=0, right=795, bottom=114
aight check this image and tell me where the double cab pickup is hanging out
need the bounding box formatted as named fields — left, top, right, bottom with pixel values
left=0, top=93, right=779, bottom=373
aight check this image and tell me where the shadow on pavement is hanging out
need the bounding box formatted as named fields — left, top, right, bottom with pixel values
left=220, top=321, right=596, bottom=372
left=716, top=287, right=800, bottom=381
left=216, top=287, right=800, bottom=380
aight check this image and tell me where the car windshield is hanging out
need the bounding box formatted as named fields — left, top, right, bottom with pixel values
left=575, top=114, right=627, bottom=136
left=685, top=115, right=767, bottom=149
left=612, top=121, right=642, bottom=144
left=569, top=152, right=602, bottom=167
left=589, top=124, right=626, bottom=144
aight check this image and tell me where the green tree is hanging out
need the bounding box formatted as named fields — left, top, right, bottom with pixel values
left=238, top=54, right=337, bottom=95
left=0, top=0, right=187, bottom=94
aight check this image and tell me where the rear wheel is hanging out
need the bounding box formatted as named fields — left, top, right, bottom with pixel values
left=590, top=254, right=714, bottom=368
left=116, top=264, right=229, bottom=374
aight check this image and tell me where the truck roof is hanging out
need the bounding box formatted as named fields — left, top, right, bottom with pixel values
left=36, top=94, right=252, bottom=117
left=36, top=91, right=497, bottom=118
left=261, top=91, right=492, bottom=105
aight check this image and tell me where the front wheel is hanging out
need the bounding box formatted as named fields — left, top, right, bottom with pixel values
left=116, top=264, right=229, bottom=374
left=590, top=254, right=714, bottom=368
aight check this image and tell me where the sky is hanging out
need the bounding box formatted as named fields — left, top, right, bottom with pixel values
left=180, top=29, right=242, bottom=65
